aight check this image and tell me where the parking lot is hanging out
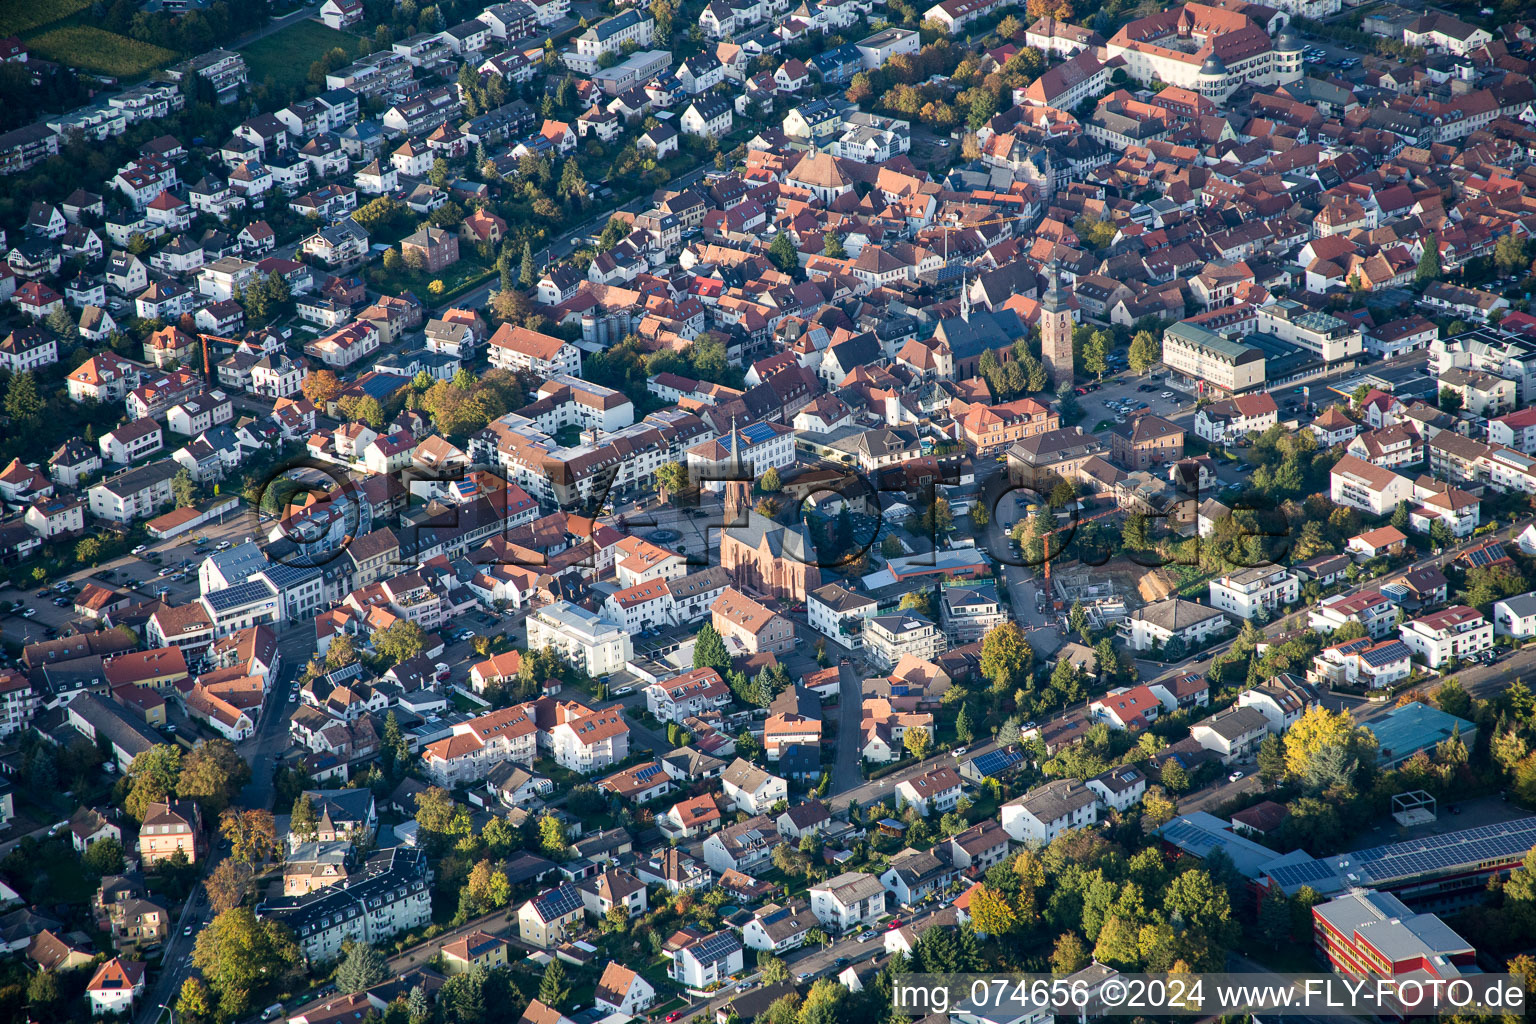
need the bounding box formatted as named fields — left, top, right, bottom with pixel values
left=0, top=512, right=255, bottom=651
left=1074, top=370, right=1196, bottom=436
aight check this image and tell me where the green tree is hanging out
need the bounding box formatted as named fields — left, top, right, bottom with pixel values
left=1416, top=233, right=1441, bottom=285
left=173, top=467, right=197, bottom=508
left=521, top=240, right=537, bottom=287
left=768, top=231, right=798, bottom=274
left=76, top=535, right=104, bottom=565
left=903, top=726, right=931, bottom=761
left=693, top=622, right=731, bottom=675
left=657, top=460, right=689, bottom=502
left=955, top=703, right=975, bottom=743
left=82, top=835, right=125, bottom=874
left=538, top=813, right=569, bottom=859
left=191, top=907, right=302, bottom=1015
left=1160, top=759, right=1189, bottom=794
left=539, top=955, right=571, bottom=1008
left=175, top=977, right=214, bottom=1024
left=823, top=233, right=846, bottom=258
left=1082, top=329, right=1110, bottom=378
left=125, top=743, right=183, bottom=820
left=178, top=738, right=251, bottom=814
left=760, top=465, right=782, bottom=492
left=1496, top=232, right=1528, bottom=275
left=290, top=793, right=319, bottom=844
left=374, top=620, right=427, bottom=664
left=337, top=941, right=391, bottom=993
left=4, top=371, right=43, bottom=426
left=971, top=500, right=989, bottom=528
left=1438, top=386, right=1463, bottom=414
left=980, top=622, right=1033, bottom=693
left=1128, top=330, right=1161, bottom=374
left=1257, top=734, right=1285, bottom=787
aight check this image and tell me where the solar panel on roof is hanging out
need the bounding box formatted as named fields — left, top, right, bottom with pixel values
left=203, top=579, right=277, bottom=611
left=692, top=931, right=741, bottom=964
left=535, top=884, right=582, bottom=919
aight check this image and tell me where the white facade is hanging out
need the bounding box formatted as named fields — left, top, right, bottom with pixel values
left=1208, top=566, right=1298, bottom=620
left=525, top=601, right=633, bottom=676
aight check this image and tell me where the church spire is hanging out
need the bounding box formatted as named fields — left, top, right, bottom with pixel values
left=959, top=271, right=971, bottom=322
left=723, top=415, right=750, bottom=524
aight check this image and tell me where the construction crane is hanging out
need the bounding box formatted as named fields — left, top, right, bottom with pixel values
left=1037, top=505, right=1118, bottom=610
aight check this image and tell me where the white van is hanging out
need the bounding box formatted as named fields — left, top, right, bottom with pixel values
left=261, top=1004, right=284, bottom=1021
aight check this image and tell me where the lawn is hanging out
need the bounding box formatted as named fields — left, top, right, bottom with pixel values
left=28, top=26, right=177, bottom=77
left=371, top=255, right=495, bottom=307
left=0, top=0, right=91, bottom=37
left=240, top=20, right=359, bottom=90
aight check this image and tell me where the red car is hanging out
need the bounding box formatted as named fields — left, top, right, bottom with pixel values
left=666, top=1014, right=683, bottom=1022
left=886, top=918, right=903, bottom=930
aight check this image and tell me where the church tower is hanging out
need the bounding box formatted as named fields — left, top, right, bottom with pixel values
left=722, top=418, right=750, bottom=525
left=1040, top=261, right=1074, bottom=388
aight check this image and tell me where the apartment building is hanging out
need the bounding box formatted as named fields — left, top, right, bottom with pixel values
left=1399, top=605, right=1492, bottom=668
left=257, top=847, right=432, bottom=961
left=421, top=705, right=538, bottom=786
left=1208, top=566, right=1299, bottom=620
left=809, top=872, right=885, bottom=934
left=1001, top=778, right=1098, bottom=843
left=863, top=613, right=947, bottom=672
left=525, top=601, right=633, bottom=676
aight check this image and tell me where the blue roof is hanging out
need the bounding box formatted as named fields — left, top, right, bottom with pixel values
left=202, top=579, right=277, bottom=612
left=1365, top=702, right=1474, bottom=764
left=962, top=747, right=1024, bottom=778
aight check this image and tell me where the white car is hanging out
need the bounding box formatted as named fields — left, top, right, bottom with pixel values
left=952, top=746, right=968, bottom=757
left=132, top=545, right=148, bottom=555
left=1160, top=391, right=1174, bottom=399
left=1228, top=770, right=1245, bottom=782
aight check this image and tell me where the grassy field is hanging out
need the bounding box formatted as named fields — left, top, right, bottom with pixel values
left=0, top=0, right=91, bottom=37
left=240, top=20, right=359, bottom=90
left=27, top=26, right=178, bottom=77
left=372, top=255, right=495, bottom=307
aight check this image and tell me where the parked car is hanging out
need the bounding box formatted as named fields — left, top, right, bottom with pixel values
left=132, top=544, right=148, bottom=554
left=1228, top=770, right=1245, bottom=782
left=20, top=608, right=35, bottom=618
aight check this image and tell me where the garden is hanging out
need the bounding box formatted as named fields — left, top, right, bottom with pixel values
left=239, top=20, right=362, bottom=92
left=27, top=26, right=178, bottom=78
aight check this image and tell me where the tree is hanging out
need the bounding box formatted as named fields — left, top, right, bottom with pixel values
left=1127, top=329, right=1162, bottom=374
left=768, top=232, right=798, bottom=274
left=980, top=622, right=1033, bottom=693
left=82, top=835, right=125, bottom=874
left=220, top=808, right=278, bottom=864
left=125, top=743, right=183, bottom=820
left=1438, top=386, right=1463, bottom=415
left=971, top=500, right=989, bottom=528
left=539, top=955, right=571, bottom=1008
left=204, top=858, right=254, bottom=914
left=1082, top=329, right=1110, bottom=378
left=337, top=941, right=391, bottom=993
left=538, top=812, right=568, bottom=859
left=173, top=467, right=197, bottom=508
left=760, top=465, right=781, bottom=492
left=28, top=970, right=58, bottom=1010
left=192, top=907, right=302, bottom=1015
left=800, top=979, right=845, bottom=1024
left=656, top=460, right=689, bottom=502
left=1052, top=932, right=1088, bottom=975
left=955, top=703, right=975, bottom=744
left=4, top=371, right=43, bottom=426
left=415, top=786, right=457, bottom=839
left=290, top=793, right=319, bottom=845
left=179, top=739, right=251, bottom=814
left=1284, top=706, right=1371, bottom=782
left=374, top=619, right=427, bottom=664
left=1416, top=233, right=1441, bottom=285
left=1142, top=785, right=1176, bottom=825
left=302, top=369, right=342, bottom=406
left=76, top=535, right=104, bottom=565
left=176, top=977, right=214, bottom=1024
left=1496, top=232, right=1528, bottom=275
left=521, top=241, right=537, bottom=287
left=823, top=233, right=846, bottom=258
left=693, top=622, right=731, bottom=675
left=758, top=953, right=790, bottom=985
left=967, top=883, right=1017, bottom=935
left=1257, top=734, right=1285, bottom=787
left=904, top=725, right=931, bottom=761
left=1160, top=759, right=1189, bottom=794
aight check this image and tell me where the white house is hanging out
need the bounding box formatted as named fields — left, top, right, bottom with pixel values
left=1190, top=706, right=1270, bottom=763
left=1208, top=566, right=1298, bottom=621
left=1494, top=592, right=1536, bottom=638
left=809, top=872, right=885, bottom=933
left=1125, top=599, right=1229, bottom=653
left=669, top=929, right=743, bottom=989
left=719, top=758, right=787, bottom=815
left=1000, top=779, right=1098, bottom=843
left=1399, top=605, right=1492, bottom=668
left=594, top=963, right=655, bottom=1017
left=894, top=767, right=963, bottom=817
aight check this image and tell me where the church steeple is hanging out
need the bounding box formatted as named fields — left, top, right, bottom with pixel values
left=1040, top=260, right=1074, bottom=388
left=723, top=416, right=750, bottom=524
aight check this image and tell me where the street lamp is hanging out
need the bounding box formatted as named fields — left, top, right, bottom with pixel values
left=159, top=1003, right=176, bottom=1024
